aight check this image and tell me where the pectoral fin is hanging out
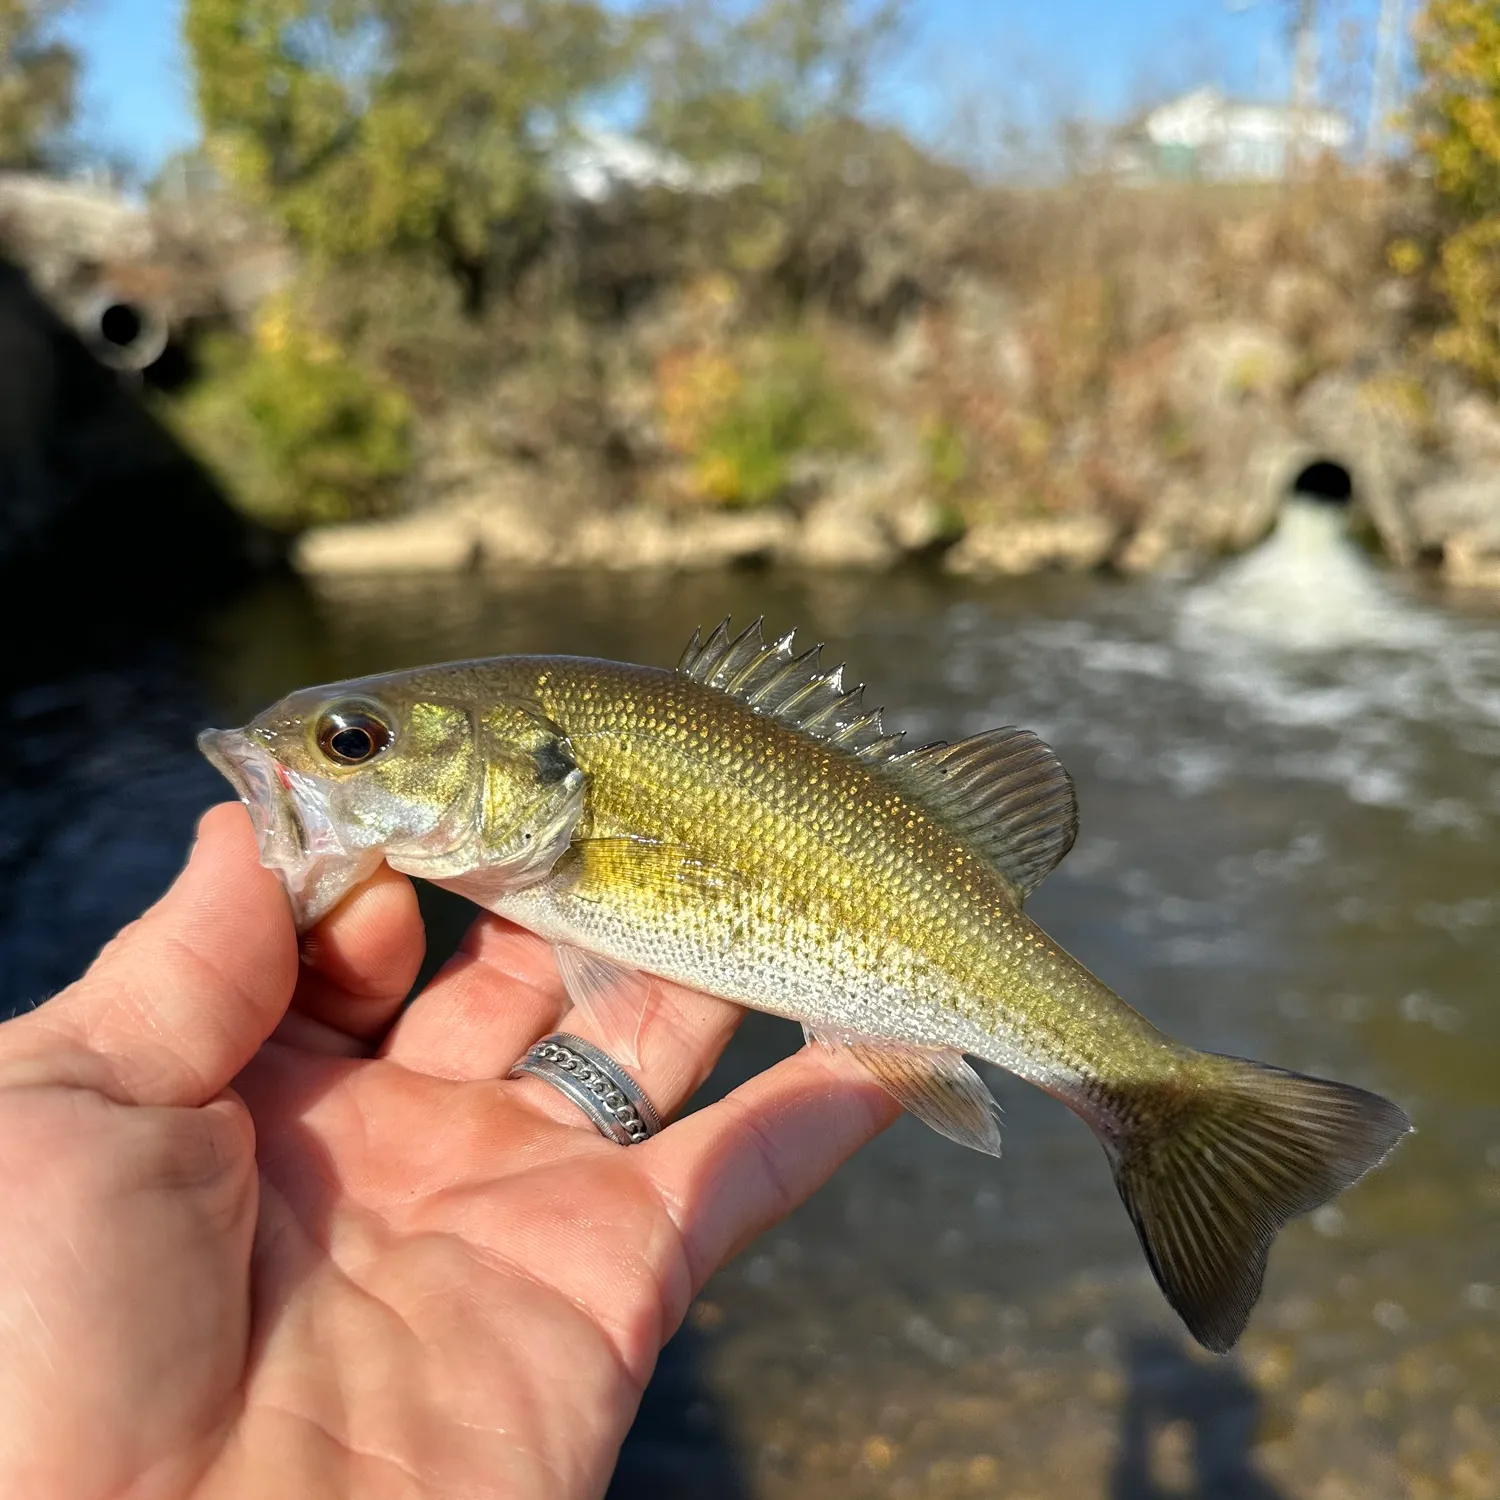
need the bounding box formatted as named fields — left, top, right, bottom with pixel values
left=566, top=837, right=742, bottom=903
left=552, top=944, right=655, bottom=1068
left=804, top=1025, right=1004, bottom=1157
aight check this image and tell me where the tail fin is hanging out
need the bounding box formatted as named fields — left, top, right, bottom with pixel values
left=1098, top=1056, right=1411, bottom=1353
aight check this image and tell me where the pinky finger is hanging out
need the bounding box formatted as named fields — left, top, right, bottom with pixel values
left=637, top=1045, right=900, bottom=1295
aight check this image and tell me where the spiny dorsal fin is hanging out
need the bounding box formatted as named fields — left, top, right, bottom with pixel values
left=883, top=728, right=1078, bottom=900
left=678, top=618, right=907, bottom=763
left=677, top=619, right=1078, bottom=897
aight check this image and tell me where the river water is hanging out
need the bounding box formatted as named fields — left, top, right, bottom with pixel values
left=2, top=500, right=1496, bottom=1498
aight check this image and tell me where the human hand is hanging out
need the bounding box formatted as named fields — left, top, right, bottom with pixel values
left=0, top=804, right=896, bottom=1499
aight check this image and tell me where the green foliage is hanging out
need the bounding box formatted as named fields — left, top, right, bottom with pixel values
left=642, top=0, right=903, bottom=181
left=0, top=0, right=76, bottom=168
left=184, top=0, right=633, bottom=309
left=168, top=303, right=412, bottom=531
left=169, top=0, right=909, bottom=521
left=1412, top=0, right=1500, bottom=384
left=691, top=334, right=864, bottom=506
left=921, top=415, right=969, bottom=495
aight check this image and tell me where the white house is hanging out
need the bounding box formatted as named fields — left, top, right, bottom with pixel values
left=551, top=125, right=758, bottom=204
left=1113, top=86, right=1353, bottom=183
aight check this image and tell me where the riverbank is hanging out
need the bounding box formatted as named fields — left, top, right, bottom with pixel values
left=274, top=171, right=1499, bottom=594
left=288, top=365, right=1500, bottom=591
left=6, top=163, right=1497, bottom=599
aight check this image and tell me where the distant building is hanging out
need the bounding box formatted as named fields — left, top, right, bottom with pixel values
left=551, top=125, right=758, bottom=204
left=1112, top=86, right=1353, bottom=183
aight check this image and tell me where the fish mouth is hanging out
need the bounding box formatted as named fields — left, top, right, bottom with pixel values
left=198, top=728, right=308, bottom=866
left=198, top=727, right=377, bottom=930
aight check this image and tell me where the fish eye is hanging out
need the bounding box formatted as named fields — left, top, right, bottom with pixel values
left=315, top=703, right=393, bottom=766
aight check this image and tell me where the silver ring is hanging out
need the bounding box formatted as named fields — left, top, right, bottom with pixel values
left=509, top=1033, right=662, bottom=1145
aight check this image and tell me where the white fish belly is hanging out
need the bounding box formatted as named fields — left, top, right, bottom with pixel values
left=487, top=881, right=1026, bottom=1065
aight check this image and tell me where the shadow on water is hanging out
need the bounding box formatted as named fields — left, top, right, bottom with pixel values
left=1110, top=1333, right=1285, bottom=1500
left=608, top=1323, right=752, bottom=1500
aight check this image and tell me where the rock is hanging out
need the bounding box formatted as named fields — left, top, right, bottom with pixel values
left=796, top=487, right=900, bottom=568
left=1170, top=322, right=1297, bottom=423
left=559, top=504, right=795, bottom=571
left=1443, top=530, right=1500, bottom=591
left=1443, top=393, right=1500, bottom=474
left=1409, top=473, right=1500, bottom=554
left=782, top=452, right=940, bottom=569
left=433, top=465, right=568, bottom=568
left=472, top=499, right=562, bottom=568
left=1115, top=479, right=1204, bottom=574
left=0, top=172, right=154, bottom=294
left=792, top=463, right=903, bottom=568
left=1113, top=523, right=1176, bottom=576
left=1262, top=267, right=1342, bottom=339
left=887, top=493, right=954, bottom=554
left=941, top=273, right=1031, bottom=400
left=1120, top=427, right=1291, bottom=572
left=945, top=513, right=1117, bottom=577
left=1411, top=466, right=1500, bottom=588
left=292, top=512, right=477, bottom=574
left=885, top=311, right=937, bottom=386
left=295, top=491, right=804, bottom=575
left=1137, top=329, right=1301, bottom=568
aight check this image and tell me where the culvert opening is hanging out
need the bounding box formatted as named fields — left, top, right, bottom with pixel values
left=99, top=302, right=144, bottom=349
left=1291, top=459, right=1353, bottom=504
left=83, top=292, right=170, bottom=373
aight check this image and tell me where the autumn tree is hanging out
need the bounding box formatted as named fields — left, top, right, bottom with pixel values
left=184, top=0, right=635, bottom=311
left=641, top=0, right=902, bottom=177
left=1411, top=0, right=1500, bottom=385
left=0, top=0, right=76, bottom=168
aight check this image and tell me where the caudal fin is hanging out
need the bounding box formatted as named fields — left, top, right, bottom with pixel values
left=1099, top=1057, right=1411, bottom=1353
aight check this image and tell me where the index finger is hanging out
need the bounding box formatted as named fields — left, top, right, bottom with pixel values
left=288, top=863, right=424, bottom=1045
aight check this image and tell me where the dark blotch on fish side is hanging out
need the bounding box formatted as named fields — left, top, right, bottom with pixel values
left=534, top=737, right=578, bottom=785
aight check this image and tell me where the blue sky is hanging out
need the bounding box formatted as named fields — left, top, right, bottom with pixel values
left=62, top=0, right=1405, bottom=179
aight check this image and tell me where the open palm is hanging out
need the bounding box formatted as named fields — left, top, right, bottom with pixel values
left=0, top=806, right=895, bottom=1500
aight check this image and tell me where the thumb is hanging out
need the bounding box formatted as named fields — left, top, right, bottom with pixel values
left=3, top=803, right=299, bottom=1106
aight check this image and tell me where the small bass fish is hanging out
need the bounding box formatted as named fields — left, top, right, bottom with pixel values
left=200, top=619, right=1409, bottom=1351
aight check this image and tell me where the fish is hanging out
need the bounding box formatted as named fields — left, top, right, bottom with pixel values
left=199, top=618, right=1411, bottom=1352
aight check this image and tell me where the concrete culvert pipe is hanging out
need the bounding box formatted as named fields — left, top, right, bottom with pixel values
left=80, top=290, right=170, bottom=372
left=1291, top=459, right=1354, bottom=505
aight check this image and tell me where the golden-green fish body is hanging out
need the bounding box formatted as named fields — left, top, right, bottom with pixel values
left=486, top=656, right=1146, bottom=1096
left=200, top=620, right=1409, bottom=1353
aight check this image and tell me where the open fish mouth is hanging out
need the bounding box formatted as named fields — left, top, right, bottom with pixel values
left=198, top=727, right=377, bottom=930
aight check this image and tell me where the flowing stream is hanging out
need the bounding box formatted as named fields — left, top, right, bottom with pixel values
left=3, top=501, right=1496, bottom=1497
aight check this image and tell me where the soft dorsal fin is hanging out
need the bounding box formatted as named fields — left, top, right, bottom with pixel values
left=678, top=619, right=1078, bottom=897
left=883, top=729, right=1078, bottom=899
left=678, top=618, right=906, bottom=761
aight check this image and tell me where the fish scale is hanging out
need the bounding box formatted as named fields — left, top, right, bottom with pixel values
left=520, top=659, right=1079, bottom=1062
left=200, top=617, right=1411, bottom=1354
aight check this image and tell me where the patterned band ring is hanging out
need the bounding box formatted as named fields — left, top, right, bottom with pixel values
left=509, top=1033, right=663, bottom=1146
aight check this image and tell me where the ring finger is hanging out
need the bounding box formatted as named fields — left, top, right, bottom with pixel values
left=383, top=914, right=745, bottom=1128
left=516, top=956, right=745, bottom=1132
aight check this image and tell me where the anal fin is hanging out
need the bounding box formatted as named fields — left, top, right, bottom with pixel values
left=552, top=944, right=655, bottom=1069
left=804, top=1024, right=1003, bottom=1157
